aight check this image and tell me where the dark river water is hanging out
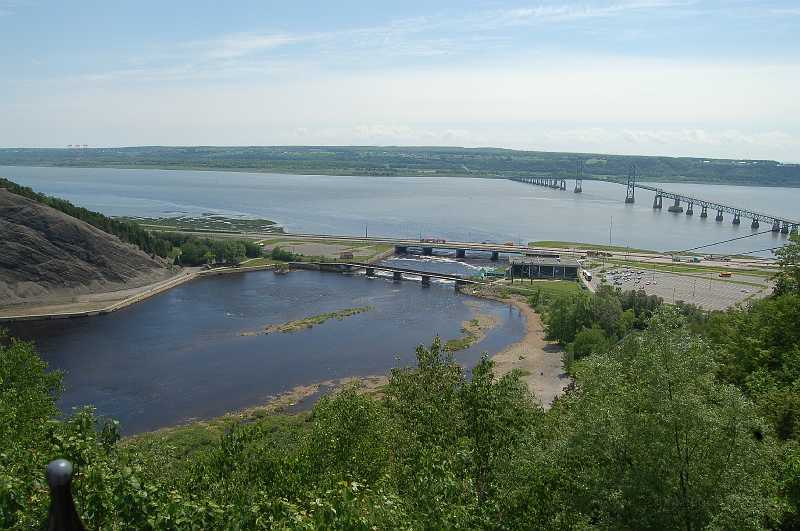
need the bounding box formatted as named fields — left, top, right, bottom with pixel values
left=3, top=165, right=798, bottom=255
left=7, top=270, right=525, bottom=434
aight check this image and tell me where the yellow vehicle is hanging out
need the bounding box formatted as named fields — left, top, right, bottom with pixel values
left=719, top=272, right=732, bottom=278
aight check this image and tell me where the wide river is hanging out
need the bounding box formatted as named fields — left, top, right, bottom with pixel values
left=8, top=271, right=525, bottom=434
left=3, top=165, right=798, bottom=255
left=2, top=165, right=797, bottom=433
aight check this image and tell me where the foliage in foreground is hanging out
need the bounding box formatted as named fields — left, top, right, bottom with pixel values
left=1, top=306, right=783, bottom=529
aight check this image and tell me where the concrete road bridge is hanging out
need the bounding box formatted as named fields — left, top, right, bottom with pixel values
left=267, top=232, right=775, bottom=268
left=280, top=233, right=561, bottom=261
left=295, top=261, right=482, bottom=288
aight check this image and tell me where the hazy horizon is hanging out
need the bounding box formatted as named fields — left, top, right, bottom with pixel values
left=1, top=144, right=798, bottom=165
left=2, top=1, right=798, bottom=162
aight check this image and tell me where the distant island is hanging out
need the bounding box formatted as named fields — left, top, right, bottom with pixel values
left=1, top=146, right=798, bottom=187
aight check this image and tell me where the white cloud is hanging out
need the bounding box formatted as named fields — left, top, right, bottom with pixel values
left=73, top=1, right=706, bottom=83
left=201, top=33, right=312, bottom=60
left=6, top=56, right=800, bottom=161
left=470, top=0, right=695, bottom=29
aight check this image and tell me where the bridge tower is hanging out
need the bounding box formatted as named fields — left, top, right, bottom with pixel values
left=652, top=191, right=663, bottom=209
left=625, top=165, right=636, bottom=203
left=574, top=159, right=583, bottom=193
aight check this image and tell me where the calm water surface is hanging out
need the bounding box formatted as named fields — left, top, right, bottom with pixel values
left=3, top=166, right=798, bottom=255
left=8, top=271, right=525, bottom=434
left=3, top=165, right=796, bottom=432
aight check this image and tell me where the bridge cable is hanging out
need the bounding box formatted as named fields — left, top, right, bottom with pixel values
left=616, top=229, right=779, bottom=269
left=662, top=229, right=776, bottom=256
left=715, top=246, right=784, bottom=261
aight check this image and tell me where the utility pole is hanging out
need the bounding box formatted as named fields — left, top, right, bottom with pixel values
left=365, top=222, right=368, bottom=238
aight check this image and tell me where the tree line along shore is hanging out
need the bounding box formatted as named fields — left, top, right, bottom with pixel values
left=2, top=145, right=799, bottom=186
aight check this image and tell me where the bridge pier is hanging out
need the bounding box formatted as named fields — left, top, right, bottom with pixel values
left=456, top=249, right=466, bottom=259
left=574, top=181, right=582, bottom=193
left=686, top=203, right=693, bottom=215
left=366, top=267, right=375, bottom=277
left=792, top=224, right=799, bottom=235
left=490, top=251, right=499, bottom=261
left=393, top=271, right=402, bottom=281
left=559, top=179, right=566, bottom=190
left=715, top=209, right=724, bottom=222
left=653, top=194, right=662, bottom=209
left=772, top=219, right=782, bottom=232
left=421, top=275, right=431, bottom=286
left=422, top=247, right=433, bottom=256
left=668, top=197, right=683, bottom=213
left=751, top=219, right=760, bottom=229
left=395, top=245, right=408, bottom=254
left=700, top=205, right=708, bottom=218
left=455, top=280, right=467, bottom=291
left=732, top=212, right=741, bottom=225
left=782, top=222, right=790, bottom=234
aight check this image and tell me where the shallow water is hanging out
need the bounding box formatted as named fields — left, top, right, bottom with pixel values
left=7, top=270, right=525, bottom=434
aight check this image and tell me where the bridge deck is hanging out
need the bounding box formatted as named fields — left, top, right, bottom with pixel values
left=635, top=183, right=799, bottom=224
left=315, top=262, right=481, bottom=284
left=509, top=175, right=798, bottom=226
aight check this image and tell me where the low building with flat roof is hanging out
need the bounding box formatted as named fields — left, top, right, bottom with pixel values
left=508, top=256, right=580, bottom=280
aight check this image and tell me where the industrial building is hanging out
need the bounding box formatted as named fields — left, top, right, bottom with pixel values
left=508, top=256, right=580, bottom=280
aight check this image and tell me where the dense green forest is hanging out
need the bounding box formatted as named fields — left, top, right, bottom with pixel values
left=0, top=178, right=261, bottom=267
left=2, top=146, right=798, bottom=186
left=161, top=233, right=262, bottom=266
left=2, top=235, right=800, bottom=529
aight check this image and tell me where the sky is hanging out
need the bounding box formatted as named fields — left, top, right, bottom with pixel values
left=1, top=0, right=799, bottom=161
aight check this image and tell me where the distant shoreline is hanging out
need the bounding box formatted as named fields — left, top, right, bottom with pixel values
left=1, top=162, right=797, bottom=188
left=0, top=264, right=276, bottom=323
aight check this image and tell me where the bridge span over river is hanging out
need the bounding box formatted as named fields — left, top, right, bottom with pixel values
left=509, top=167, right=799, bottom=235
left=293, top=261, right=482, bottom=288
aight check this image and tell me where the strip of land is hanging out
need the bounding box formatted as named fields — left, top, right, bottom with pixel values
left=490, top=296, right=571, bottom=408
left=241, top=306, right=374, bottom=336
left=0, top=263, right=277, bottom=322
left=444, top=301, right=499, bottom=352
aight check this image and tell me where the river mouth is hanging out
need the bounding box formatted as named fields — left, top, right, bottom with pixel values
left=7, top=270, right=525, bottom=435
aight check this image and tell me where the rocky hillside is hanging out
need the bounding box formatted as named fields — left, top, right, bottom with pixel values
left=0, top=188, right=170, bottom=306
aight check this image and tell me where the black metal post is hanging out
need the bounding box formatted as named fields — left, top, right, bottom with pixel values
left=46, top=459, right=85, bottom=531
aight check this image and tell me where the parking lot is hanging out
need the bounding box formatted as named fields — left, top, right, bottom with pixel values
left=588, top=266, right=772, bottom=310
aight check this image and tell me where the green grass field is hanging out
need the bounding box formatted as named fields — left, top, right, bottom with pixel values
left=529, top=241, right=659, bottom=254
left=499, top=279, right=584, bottom=299
left=257, top=237, right=393, bottom=262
